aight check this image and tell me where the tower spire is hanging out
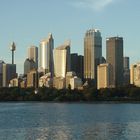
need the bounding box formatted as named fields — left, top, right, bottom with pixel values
left=10, top=42, right=16, bottom=64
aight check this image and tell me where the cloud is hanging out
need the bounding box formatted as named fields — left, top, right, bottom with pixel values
left=72, top=0, right=115, bottom=11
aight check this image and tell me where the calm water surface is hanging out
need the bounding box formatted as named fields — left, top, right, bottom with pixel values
left=0, top=102, right=140, bottom=140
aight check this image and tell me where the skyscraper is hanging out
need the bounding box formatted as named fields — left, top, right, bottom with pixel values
left=0, top=60, right=5, bottom=87
left=130, top=63, right=140, bottom=87
left=39, top=33, right=54, bottom=75
left=106, top=37, right=124, bottom=87
left=97, top=63, right=111, bottom=89
left=27, top=69, right=38, bottom=88
left=124, top=57, right=129, bottom=69
left=28, top=46, right=38, bottom=68
left=24, top=58, right=37, bottom=75
left=71, top=53, right=84, bottom=80
left=71, top=53, right=78, bottom=73
left=84, top=29, right=102, bottom=82
left=78, top=55, right=84, bottom=80
left=2, top=64, right=16, bottom=87
left=53, top=41, right=71, bottom=78
left=123, top=57, right=130, bottom=85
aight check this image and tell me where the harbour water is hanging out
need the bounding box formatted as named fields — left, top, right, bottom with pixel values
left=0, top=102, right=140, bottom=140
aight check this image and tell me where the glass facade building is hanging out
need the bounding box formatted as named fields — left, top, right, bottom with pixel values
left=84, top=29, right=102, bottom=82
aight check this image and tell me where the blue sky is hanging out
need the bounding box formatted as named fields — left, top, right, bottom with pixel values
left=0, top=0, right=140, bottom=74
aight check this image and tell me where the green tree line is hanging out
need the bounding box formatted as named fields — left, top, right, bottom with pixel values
left=0, top=85, right=140, bottom=101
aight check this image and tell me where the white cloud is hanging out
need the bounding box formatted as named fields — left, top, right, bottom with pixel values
left=72, top=0, right=115, bottom=11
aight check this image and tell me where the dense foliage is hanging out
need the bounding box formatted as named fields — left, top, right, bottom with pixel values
left=0, top=85, right=140, bottom=101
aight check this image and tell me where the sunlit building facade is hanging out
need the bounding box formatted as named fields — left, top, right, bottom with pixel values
left=97, top=63, right=112, bottom=89
left=53, top=41, right=71, bottom=78
left=27, top=70, right=38, bottom=88
left=70, top=76, right=83, bottom=90
left=84, top=29, right=102, bottom=82
left=39, top=73, right=53, bottom=87
left=39, top=33, right=54, bottom=75
left=130, top=63, right=140, bottom=87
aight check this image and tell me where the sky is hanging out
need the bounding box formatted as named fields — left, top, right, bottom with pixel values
left=0, top=0, right=140, bottom=74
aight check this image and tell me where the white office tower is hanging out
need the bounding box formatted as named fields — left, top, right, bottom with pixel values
left=130, top=63, right=140, bottom=87
left=97, top=63, right=112, bottom=89
left=39, top=33, right=54, bottom=75
left=53, top=41, right=71, bottom=78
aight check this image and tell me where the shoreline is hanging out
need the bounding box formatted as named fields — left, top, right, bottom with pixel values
left=1, top=100, right=140, bottom=104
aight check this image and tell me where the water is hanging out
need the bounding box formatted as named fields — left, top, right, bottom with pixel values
left=0, top=102, right=140, bottom=140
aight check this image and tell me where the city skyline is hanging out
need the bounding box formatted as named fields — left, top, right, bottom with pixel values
left=0, top=0, right=140, bottom=74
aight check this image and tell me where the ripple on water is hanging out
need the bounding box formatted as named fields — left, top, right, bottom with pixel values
left=0, top=103, right=140, bottom=140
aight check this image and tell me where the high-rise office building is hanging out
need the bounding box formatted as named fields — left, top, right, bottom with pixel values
left=71, top=53, right=78, bottom=73
left=97, top=63, right=111, bottom=89
left=2, top=64, right=16, bottom=87
left=27, top=69, right=38, bottom=88
left=130, top=63, right=140, bottom=87
left=39, top=33, right=54, bottom=75
left=28, top=46, right=38, bottom=68
left=84, top=29, right=102, bottom=82
left=106, top=37, right=124, bottom=87
left=71, top=53, right=84, bottom=80
left=53, top=41, right=71, bottom=78
left=0, top=60, right=5, bottom=87
left=78, top=55, right=84, bottom=80
left=24, top=58, right=37, bottom=75
left=124, top=57, right=129, bottom=69
left=123, top=57, right=130, bottom=85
